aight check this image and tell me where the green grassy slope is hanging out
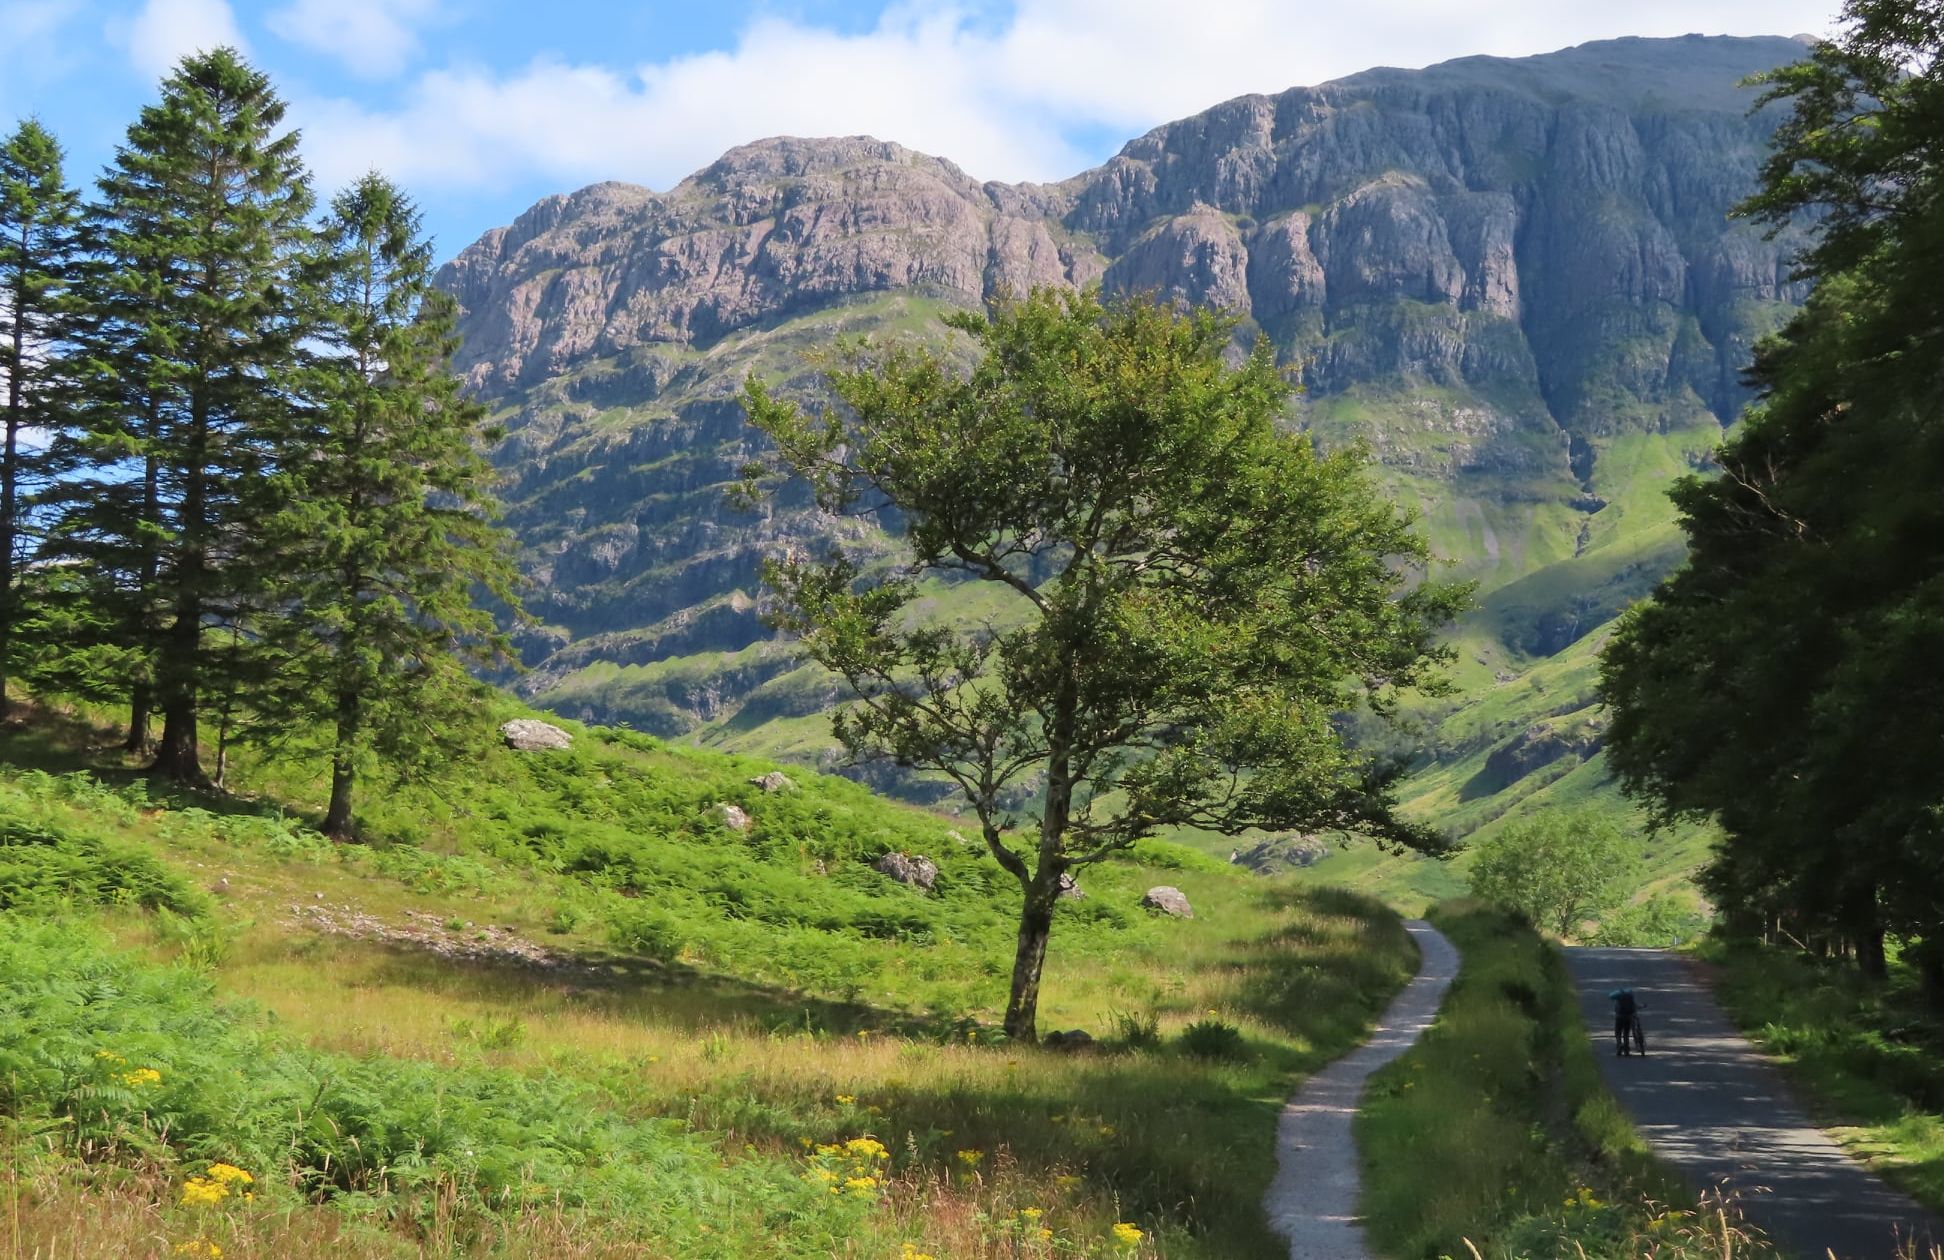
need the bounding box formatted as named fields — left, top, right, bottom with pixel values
left=0, top=700, right=1418, bottom=1259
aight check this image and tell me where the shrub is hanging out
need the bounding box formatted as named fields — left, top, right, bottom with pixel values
left=1109, top=1008, right=1162, bottom=1050
left=608, top=906, right=686, bottom=962
left=1177, top=1018, right=1248, bottom=1061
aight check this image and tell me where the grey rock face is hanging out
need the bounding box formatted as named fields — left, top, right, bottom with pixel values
left=1141, top=886, right=1194, bottom=918
left=748, top=771, right=797, bottom=793
left=499, top=718, right=573, bottom=751
left=874, top=852, right=939, bottom=891
left=713, top=803, right=752, bottom=832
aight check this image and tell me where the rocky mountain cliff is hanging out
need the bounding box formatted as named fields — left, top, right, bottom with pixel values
left=437, top=34, right=1811, bottom=822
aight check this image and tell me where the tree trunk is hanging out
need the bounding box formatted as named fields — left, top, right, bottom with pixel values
left=151, top=579, right=205, bottom=785
left=1922, top=944, right=1944, bottom=1014
left=0, top=278, right=23, bottom=718
left=152, top=405, right=207, bottom=785
left=1003, top=878, right=1057, bottom=1043
left=124, top=683, right=152, bottom=753
left=1847, top=887, right=1887, bottom=982
left=322, top=685, right=360, bottom=839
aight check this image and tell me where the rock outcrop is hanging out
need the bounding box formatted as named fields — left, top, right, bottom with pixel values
left=874, top=852, right=939, bottom=892
left=500, top=719, right=573, bottom=751
left=1229, top=836, right=1333, bottom=875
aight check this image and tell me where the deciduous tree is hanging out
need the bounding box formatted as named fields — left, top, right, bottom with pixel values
left=744, top=288, right=1467, bottom=1041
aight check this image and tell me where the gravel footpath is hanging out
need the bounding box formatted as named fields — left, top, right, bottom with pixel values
left=1263, top=919, right=1460, bottom=1260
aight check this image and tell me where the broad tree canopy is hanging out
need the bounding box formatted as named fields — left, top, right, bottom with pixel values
left=744, top=288, right=1467, bottom=1038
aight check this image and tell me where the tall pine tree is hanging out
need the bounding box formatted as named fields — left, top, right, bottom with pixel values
left=0, top=119, right=84, bottom=715
left=82, top=49, right=313, bottom=781
left=255, top=175, right=518, bottom=838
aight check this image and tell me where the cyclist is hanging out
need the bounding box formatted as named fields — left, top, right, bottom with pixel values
left=1608, top=988, right=1645, bottom=1056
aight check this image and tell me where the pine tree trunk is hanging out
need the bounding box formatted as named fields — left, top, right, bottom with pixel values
left=152, top=407, right=207, bottom=785
left=1850, top=886, right=1881, bottom=983
left=124, top=683, right=151, bottom=753
left=151, top=574, right=205, bottom=784
left=322, top=686, right=360, bottom=840
left=1922, top=942, right=1944, bottom=1014
left=0, top=244, right=23, bottom=719
left=1003, top=879, right=1057, bottom=1043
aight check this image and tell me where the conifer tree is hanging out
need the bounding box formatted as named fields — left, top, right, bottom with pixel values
left=0, top=119, right=84, bottom=715
left=78, top=49, right=313, bottom=781
left=255, top=175, right=518, bottom=838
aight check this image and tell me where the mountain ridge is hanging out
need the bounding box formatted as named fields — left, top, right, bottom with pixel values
left=434, top=33, right=1810, bottom=829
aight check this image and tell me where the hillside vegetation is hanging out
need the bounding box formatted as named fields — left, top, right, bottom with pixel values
left=0, top=701, right=1417, bottom=1258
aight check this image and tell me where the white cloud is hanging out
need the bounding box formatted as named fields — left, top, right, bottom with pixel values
left=268, top=0, right=439, bottom=80
left=114, top=0, right=247, bottom=81
left=290, top=0, right=1844, bottom=200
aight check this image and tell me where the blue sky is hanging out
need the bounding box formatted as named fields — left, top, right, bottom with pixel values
left=1, top=0, right=1839, bottom=264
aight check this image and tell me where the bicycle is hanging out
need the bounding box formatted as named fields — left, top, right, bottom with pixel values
left=1616, top=1012, right=1646, bottom=1057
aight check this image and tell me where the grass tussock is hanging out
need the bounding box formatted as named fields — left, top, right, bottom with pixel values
left=1355, top=900, right=1776, bottom=1260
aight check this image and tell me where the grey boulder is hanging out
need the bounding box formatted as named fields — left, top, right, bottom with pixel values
left=1141, top=886, right=1193, bottom=918
left=500, top=719, right=573, bottom=751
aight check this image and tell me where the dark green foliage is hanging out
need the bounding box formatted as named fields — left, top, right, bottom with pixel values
left=62, top=49, right=313, bottom=780
left=744, top=288, right=1468, bottom=1039
left=0, top=119, right=85, bottom=716
left=253, top=174, right=519, bottom=837
left=1603, top=1, right=1944, bottom=992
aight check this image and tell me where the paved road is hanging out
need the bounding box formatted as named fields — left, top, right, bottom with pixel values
left=1264, top=920, right=1460, bottom=1260
left=1566, top=947, right=1944, bottom=1260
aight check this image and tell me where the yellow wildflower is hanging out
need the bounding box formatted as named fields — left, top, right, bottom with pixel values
left=834, top=1094, right=855, bottom=1105
left=843, top=1175, right=878, bottom=1195
left=844, top=1137, right=888, bottom=1161
left=206, top=1164, right=253, bottom=1186
left=179, top=1179, right=227, bottom=1208
left=174, top=1242, right=222, bottom=1258
left=1035, top=1228, right=1053, bottom=1242
left=1111, top=1221, right=1144, bottom=1248
left=120, top=1067, right=162, bottom=1088
left=1017, top=1207, right=1042, bottom=1222
left=954, top=1148, right=983, bottom=1168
